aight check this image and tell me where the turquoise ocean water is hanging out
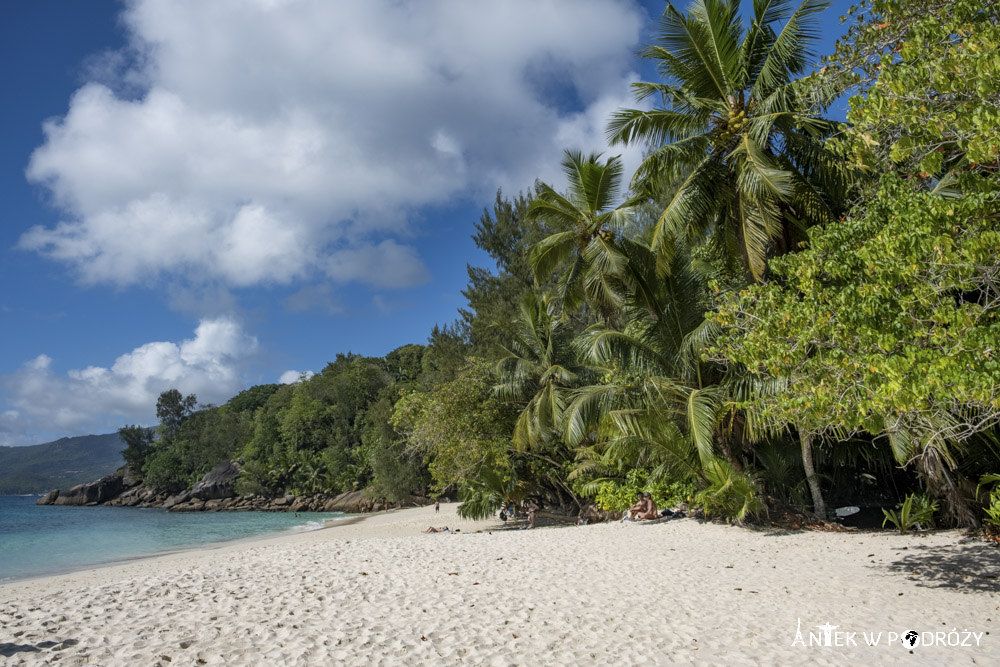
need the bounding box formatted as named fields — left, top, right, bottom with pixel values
left=0, top=495, right=350, bottom=582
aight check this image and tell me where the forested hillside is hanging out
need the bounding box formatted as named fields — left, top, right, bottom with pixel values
left=0, top=433, right=124, bottom=494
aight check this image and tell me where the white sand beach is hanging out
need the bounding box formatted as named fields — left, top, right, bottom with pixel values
left=2, top=503, right=997, bottom=666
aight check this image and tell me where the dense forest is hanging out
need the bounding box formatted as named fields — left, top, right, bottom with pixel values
left=120, top=0, right=1000, bottom=531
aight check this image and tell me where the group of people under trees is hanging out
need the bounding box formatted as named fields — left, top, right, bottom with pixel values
left=496, top=500, right=539, bottom=529
left=426, top=499, right=540, bottom=533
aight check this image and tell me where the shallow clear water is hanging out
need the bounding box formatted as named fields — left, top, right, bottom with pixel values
left=0, top=495, right=350, bottom=582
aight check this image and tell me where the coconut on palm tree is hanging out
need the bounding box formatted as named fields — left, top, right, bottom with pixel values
left=528, top=150, right=642, bottom=320
left=607, top=0, right=847, bottom=282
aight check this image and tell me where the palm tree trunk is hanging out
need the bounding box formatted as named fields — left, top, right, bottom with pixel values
left=919, top=446, right=978, bottom=528
left=716, top=429, right=743, bottom=472
left=799, top=429, right=826, bottom=519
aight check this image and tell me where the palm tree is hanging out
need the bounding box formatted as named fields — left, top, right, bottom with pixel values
left=494, top=293, right=588, bottom=452
left=559, top=233, right=788, bottom=522
left=493, top=293, right=592, bottom=509
left=563, top=239, right=725, bottom=487
left=607, top=0, right=847, bottom=281
left=528, top=151, right=641, bottom=319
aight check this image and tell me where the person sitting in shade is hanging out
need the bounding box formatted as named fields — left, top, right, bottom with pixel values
left=527, top=500, right=539, bottom=529
left=635, top=493, right=659, bottom=521
left=622, top=492, right=645, bottom=521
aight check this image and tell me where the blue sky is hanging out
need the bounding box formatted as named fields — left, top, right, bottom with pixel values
left=0, top=0, right=854, bottom=445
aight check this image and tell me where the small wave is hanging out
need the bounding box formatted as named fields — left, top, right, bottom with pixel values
left=291, top=521, right=327, bottom=532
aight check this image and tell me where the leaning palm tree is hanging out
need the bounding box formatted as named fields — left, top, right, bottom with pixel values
left=528, top=151, right=642, bottom=319
left=607, top=0, right=847, bottom=281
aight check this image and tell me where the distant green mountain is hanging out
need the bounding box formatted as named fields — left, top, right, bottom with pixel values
left=0, top=433, right=125, bottom=494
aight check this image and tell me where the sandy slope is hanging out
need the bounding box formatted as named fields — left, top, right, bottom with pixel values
left=1, top=503, right=997, bottom=665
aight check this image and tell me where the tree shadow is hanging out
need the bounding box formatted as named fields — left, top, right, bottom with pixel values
left=758, top=528, right=806, bottom=537
left=0, top=643, right=41, bottom=657
left=883, top=541, right=1000, bottom=593
left=0, top=639, right=78, bottom=657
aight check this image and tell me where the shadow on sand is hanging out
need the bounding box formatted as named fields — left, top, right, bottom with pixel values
left=884, top=541, right=1000, bottom=593
left=0, top=638, right=78, bottom=657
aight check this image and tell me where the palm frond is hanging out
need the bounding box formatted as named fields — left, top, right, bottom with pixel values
left=752, top=0, right=827, bottom=99
left=686, top=386, right=722, bottom=465
left=529, top=230, right=576, bottom=285
left=658, top=1, right=735, bottom=100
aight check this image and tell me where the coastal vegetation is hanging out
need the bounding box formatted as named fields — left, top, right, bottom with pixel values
left=111, top=0, right=1000, bottom=532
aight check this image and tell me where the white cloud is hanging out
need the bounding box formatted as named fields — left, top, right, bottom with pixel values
left=0, top=317, right=258, bottom=445
left=279, top=369, right=315, bottom=385
left=20, top=0, right=646, bottom=290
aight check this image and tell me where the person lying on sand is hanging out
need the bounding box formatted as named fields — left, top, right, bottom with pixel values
left=423, top=526, right=449, bottom=533
left=635, top=493, right=659, bottom=521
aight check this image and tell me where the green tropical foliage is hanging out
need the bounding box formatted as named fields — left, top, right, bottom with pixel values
left=882, top=493, right=939, bottom=532
left=461, top=189, right=544, bottom=354
left=494, top=293, right=587, bottom=452
left=119, top=424, right=155, bottom=472
left=528, top=150, right=640, bottom=317
left=391, top=358, right=522, bottom=514
left=607, top=0, right=848, bottom=281
left=713, top=0, right=1000, bottom=526
left=589, top=468, right=696, bottom=513
left=103, top=0, right=1000, bottom=533
left=693, top=457, right=766, bottom=524
left=813, top=0, right=1000, bottom=178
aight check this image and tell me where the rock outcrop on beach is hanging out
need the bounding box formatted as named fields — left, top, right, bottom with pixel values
left=36, top=489, right=60, bottom=505
left=108, top=484, right=165, bottom=507
left=38, top=467, right=435, bottom=514
left=161, top=492, right=434, bottom=513
left=324, top=491, right=434, bottom=513
left=37, top=473, right=434, bottom=514
left=190, top=460, right=240, bottom=500
left=47, top=473, right=125, bottom=506
left=324, top=490, right=372, bottom=513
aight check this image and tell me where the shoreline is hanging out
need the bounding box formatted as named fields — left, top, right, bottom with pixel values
left=0, top=503, right=491, bottom=595
left=2, top=503, right=997, bottom=664
left=0, top=511, right=369, bottom=587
